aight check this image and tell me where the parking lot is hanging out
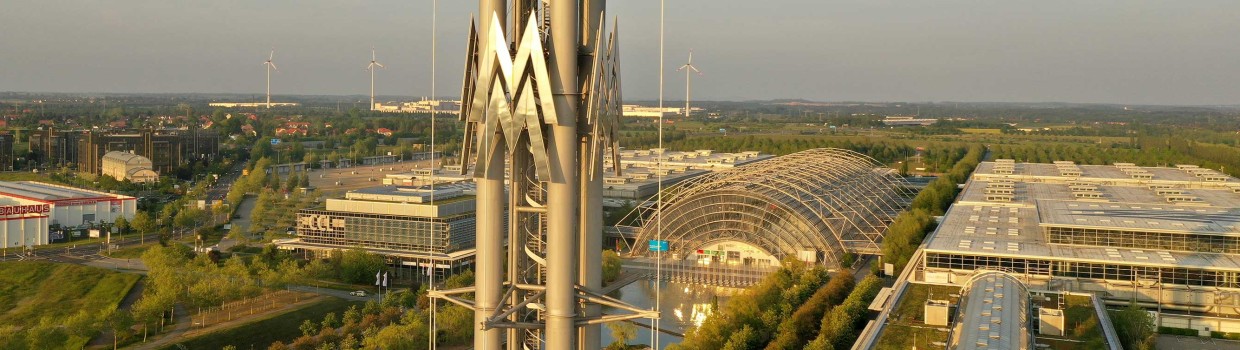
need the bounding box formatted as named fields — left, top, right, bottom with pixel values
left=307, top=158, right=440, bottom=196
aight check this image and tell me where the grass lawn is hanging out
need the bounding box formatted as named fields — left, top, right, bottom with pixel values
left=1033, top=294, right=1107, bottom=349
left=163, top=297, right=364, bottom=350
left=108, top=242, right=156, bottom=259
left=0, top=261, right=141, bottom=349
left=0, top=171, right=70, bottom=184
left=960, top=128, right=1002, bottom=134
left=875, top=324, right=949, bottom=350
left=888, top=283, right=960, bottom=324
left=0, top=261, right=141, bottom=324
left=306, top=279, right=385, bottom=293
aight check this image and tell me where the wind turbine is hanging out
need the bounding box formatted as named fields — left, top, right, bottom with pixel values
left=366, top=48, right=385, bottom=111
left=263, top=49, right=279, bottom=109
left=677, top=50, right=702, bottom=117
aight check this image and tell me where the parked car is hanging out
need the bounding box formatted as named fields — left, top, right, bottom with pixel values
left=350, top=290, right=367, bottom=297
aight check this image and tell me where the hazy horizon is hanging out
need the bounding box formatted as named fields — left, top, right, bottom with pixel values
left=4, top=1, right=1240, bottom=105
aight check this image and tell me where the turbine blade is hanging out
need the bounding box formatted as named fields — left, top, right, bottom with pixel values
left=690, top=65, right=701, bottom=74
left=375, top=62, right=384, bottom=68
left=270, top=62, right=279, bottom=71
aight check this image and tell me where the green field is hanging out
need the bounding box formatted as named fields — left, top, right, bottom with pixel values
left=0, top=261, right=141, bottom=349
left=0, top=171, right=68, bottom=184
left=108, top=242, right=156, bottom=259
left=163, top=297, right=364, bottom=350
left=960, top=128, right=1002, bottom=134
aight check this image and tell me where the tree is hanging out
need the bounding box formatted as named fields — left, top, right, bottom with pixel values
left=63, top=309, right=100, bottom=339
left=25, top=317, right=65, bottom=350
left=364, top=314, right=428, bottom=350
left=437, top=305, right=474, bottom=344
left=322, top=312, right=341, bottom=330
left=103, top=309, right=134, bottom=350
left=267, top=172, right=281, bottom=189
left=1110, top=303, right=1156, bottom=350
left=339, top=334, right=360, bottom=350
left=721, top=325, right=760, bottom=350
left=602, top=250, right=622, bottom=283
left=303, top=258, right=334, bottom=280
left=300, top=319, right=318, bottom=337
left=247, top=157, right=273, bottom=190
left=113, top=216, right=129, bottom=236
left=286, top=173, right=301, bottom=192
left=173, top=207, right=205, bottom=230
left=131, top=211, right=157, bottom=238
left=338, top=248, right=386, bottom=284
left=606, top=322, right=637, bottom=350
left=132, top=290, right=174, bottom=340
left=342, top=305, right=362, bottom=326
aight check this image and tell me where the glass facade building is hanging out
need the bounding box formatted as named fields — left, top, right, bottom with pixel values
left=296, top=209, right=475, bottom=254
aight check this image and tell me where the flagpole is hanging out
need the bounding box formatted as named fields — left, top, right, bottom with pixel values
left=428, top=1, right=438, bottom=349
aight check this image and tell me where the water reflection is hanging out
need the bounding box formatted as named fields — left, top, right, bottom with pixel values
left=600, top=279, right=740, bottom=348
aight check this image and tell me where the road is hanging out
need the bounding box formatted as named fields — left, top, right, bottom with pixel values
left=1158, top=335, right=1240, bottom=350
left=229, top=195, right=258, bottom=239
left=0, top=235, right=145, bottom=264
left=205, top=160, right=248, bottom=202
left=288, top=285, right=383, bottom=303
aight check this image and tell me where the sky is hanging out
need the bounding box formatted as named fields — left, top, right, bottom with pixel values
left=3, top=0, right=1240, bottom=105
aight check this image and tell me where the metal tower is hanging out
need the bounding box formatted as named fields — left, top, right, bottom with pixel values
left=429, top=1, right=654, bottom=350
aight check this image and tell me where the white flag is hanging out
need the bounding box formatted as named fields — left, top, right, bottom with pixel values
left=375, top=271, right=381, bottom=286
left=382, top=272, right=389, bottom=287
left=426, top=265, right=432, bottom=276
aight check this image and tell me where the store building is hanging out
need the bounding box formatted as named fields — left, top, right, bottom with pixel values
left=0, top=181, right=137, bottom=248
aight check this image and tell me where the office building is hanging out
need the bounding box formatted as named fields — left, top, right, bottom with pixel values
left=917, top=160, right=1240, bottom=332
left=276, top=182, right=481, bottom=280
left=28, top=127, right=83, bottom=168
left=78, top=129, right=218, bottom=174
left=31, top=128, right=218, bottom=174
left=0, top=133, right=14, bottom=171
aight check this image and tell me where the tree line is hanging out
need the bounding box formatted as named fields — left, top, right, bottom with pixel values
left=881, top=144, right=984, bottom=274
left=269, top=271, right=479, bottom=350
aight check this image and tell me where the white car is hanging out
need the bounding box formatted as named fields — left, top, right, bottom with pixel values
left=350, top=290, right=367, bottom=297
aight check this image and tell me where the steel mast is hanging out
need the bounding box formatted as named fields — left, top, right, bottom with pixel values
left=430, top=1, right=652, bottom=349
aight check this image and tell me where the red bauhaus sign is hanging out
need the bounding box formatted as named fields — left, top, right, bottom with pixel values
left=0, top=204, right=51, bottom=216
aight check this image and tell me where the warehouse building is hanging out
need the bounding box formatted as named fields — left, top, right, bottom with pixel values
left=0, top=181, right=137, bottom=248
left=916, top=160, right=1240, bottom=333
left=275, top=182, right=480, bottom=281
